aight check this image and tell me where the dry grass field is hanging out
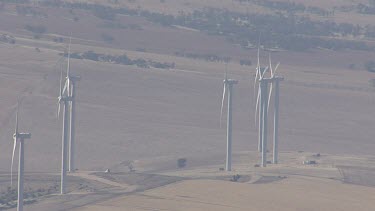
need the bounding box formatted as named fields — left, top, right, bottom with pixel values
left=75, top=178, right=375, bottom=211
left=0, top=0, right=375, bottom=210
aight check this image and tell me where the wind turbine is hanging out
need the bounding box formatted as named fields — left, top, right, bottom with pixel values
left=267, top=54, right=283, bottom=164
left=65, top=37, right=81, bottom=173
left=11, top=102, right=31, bottom=211
left=58, top=45, right=72, bottom=194
left=254, top=47, right=269, bottom=153
left=220, top=65, right=238, bottom=171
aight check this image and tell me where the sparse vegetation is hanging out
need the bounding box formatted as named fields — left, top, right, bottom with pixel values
left=60, top=51, right=175, bottom=69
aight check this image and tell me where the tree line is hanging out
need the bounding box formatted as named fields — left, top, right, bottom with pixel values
left=60, top=51, right=175, bottom=69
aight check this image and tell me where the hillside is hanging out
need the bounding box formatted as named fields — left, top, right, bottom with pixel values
left=0, top=0, right=375, bottom=210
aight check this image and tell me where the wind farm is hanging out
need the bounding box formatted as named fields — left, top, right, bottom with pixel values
left=0, top=0, right=375, bottom=211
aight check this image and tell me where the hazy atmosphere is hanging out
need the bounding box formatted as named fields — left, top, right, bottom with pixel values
left=0, top=0, right=375, bottom=210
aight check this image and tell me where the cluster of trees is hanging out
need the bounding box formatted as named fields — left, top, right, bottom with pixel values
left=236, top=0, right=333, bottom=16
left=174, top=51, right=231, bottom=63
left=61, top=51, right=175, bottom=69
left=173, top=8, right=370, bottom=51
left=39, top=1, right=374, bottom=52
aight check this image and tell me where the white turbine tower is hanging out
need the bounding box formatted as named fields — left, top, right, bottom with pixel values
left=267, top=54, right=283, bottom=164
left=57, top=42, right=72, bottom=194
left=65, top=37, right=81, bottom=173
left=220, top=65, right=238, bottom=171
left=257, top=67, right=271, bottom=167
left=11, top=103, right=31, bottom=211
left=68, top=74, right=80, bottom=173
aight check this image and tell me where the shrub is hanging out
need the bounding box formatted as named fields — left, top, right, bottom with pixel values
left=25, top=24, right=46, bottom=34
left=240, top=59, right=252, bottom=66
left=177, top=158, right=187, bottom=168
left=101, top=33, right=114, bottom=43
left=365, top=61, right=375, bottom=72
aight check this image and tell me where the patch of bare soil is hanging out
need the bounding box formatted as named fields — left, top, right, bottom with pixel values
left=252, top=175, right=287, bottom=184
left=338, top=166, right=375, bottom=187
left=94, top=172, right=185, bottom=192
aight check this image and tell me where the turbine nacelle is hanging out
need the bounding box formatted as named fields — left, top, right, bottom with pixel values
left=14, top=133, right=31, bottom=140
left=58, top=96, right=72, bottom=102
left=223, top=79, right=238, bottom=85
left=69, top=75, right=81, bottom=82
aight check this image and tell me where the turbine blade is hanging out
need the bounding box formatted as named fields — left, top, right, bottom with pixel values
left=67, top=36, right=71, bottom=78
left=254, top=32, right=261, bottom=99
left=65, top=36, right=72, bottom=96
left=59, top=68, right=63, bottom=97
left=11, top=137, right=17, bottom=186
left=220, top=84, right=226, bottom=128
left=268, top=83, right=273, bottom=112
left=261, top=67, right=269, bottom=79
left=57, top=102, right=61, bottom=119
left=255, top=86, right=260, bottom=124
left=257, top=33, right=260, bottom=69
left=67, top=78, right=70, bottom=97
left=15, top=103, right=19, bottom=135
left=254, top=67, right=259, bottom=100
left=225, top=63, right=228, bottom=80
left=274, top=62, right=280, bottom=76
left=269, top=53, right=273, bottom=76
left=62, top=80, right=68, bottom=96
